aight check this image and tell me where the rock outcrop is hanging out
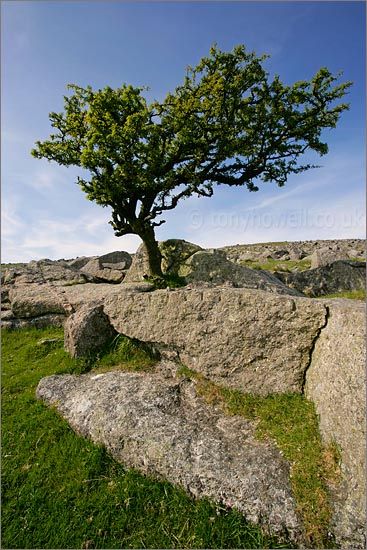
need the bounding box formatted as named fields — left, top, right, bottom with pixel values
left=221, top=239, right=365, bottom=265
left=36, top=368, right=301, bottom=544
left=124, top=239, right=303, bottom=296
left=102, top=287, right=327, bottom=395
left=310, top=247, right=349, bottom=269
left=3, top=259, right=97, bottom=287
left=178, top=249, right=302, bottom=294
left=275, top=260, right=366, bottom=297
left=81, top=251, right=132, bottom=283
left=305, top=299, right=366, bottom=548
left=5, top=283, right=121, bottom=328
left=64, top=303, right=117, bottom=358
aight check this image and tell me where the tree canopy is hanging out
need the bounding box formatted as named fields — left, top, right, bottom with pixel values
left=32, top=44, right=351, bottom=278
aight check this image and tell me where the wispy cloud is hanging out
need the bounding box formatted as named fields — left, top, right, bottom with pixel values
left=2, top=208, right=141, bottom=263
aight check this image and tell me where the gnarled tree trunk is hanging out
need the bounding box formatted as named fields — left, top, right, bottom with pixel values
left=139, top=225, right=163, bottom=278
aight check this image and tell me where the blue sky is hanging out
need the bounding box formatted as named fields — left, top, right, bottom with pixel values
left=2, top=1, right=365, bottom=262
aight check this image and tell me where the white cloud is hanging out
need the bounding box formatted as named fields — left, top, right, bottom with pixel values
left=2, top=208, right=141, bottom=263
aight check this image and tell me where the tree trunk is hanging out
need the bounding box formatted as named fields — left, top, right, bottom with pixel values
left=139, top=225, right=163, bottom=278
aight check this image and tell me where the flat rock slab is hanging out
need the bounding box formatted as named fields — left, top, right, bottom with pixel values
left=9, top=283, right=122, bottom=319
left=36, top=368, right=301, bottom=543
left=104, top=288, right=327, bottom=395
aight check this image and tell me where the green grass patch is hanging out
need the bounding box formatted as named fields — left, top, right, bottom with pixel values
left=178, top=366, right=339, bottom=548
left=144, top=272, right=187, bottom=289
left=317, top=289, right=366, bottom=301
left=240, top=258, right=311, bottom=273
left=93, top=333, right=158, bottom=373
left=1, top=262, right=27, bottom=270
left=2, top=327, right=288, bottom=549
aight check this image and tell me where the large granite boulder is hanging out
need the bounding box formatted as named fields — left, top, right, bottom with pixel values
left=124, top=240, right=302, bottom=296
left=305, top=299, right=366, bottom=548
left=275, top=260, right=366, bottom=297
left=36, top=369, right=301, bottom=544
left=102, top=288, right=327, bottom=395
left=311, top=247, right=349, bottom=269
left=64, top=303, right=117, bottom=358
left=179, top=249, right=302, bottom=295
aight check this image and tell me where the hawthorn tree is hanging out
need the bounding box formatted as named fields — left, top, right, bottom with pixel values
left=32, top=45, right=351, bottom=278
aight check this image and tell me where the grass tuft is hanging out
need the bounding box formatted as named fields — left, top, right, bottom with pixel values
left=240, top=258, right=312, bottom=273
left=143, top=272, right=187, bottom=289
left=317, top=289, right=365, bottom=301
left=2, top=327, right=288, bottom=549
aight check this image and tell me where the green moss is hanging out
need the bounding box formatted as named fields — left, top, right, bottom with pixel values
left=178, top=366, right=338, bottom=548
left=240, top=258, right=311, bottom=273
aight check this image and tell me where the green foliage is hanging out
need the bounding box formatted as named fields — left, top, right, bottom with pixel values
left=317, top=289, right=366, bottom=301
left=2, top=327, right=287, bottom=549
left=178, top=366, right=338, bottom=548
left=143, top=272, right=187, bottom=289
left=94, top=334, right=158, bottom=373
left=32, top=45, right=351, bottom=276
left=1, top=262, right=27, bottom=269
left=241, top=257, right=312, bottom=272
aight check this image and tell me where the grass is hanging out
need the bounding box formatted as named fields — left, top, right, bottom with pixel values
left=2, top=326, right=288, bottom=549
left=317, top=289, right=366, bottom=301
left=1, top=262, right=27, bottom=270
left=144, top=272, right=187, bottom=289
left=240, top=258, right=312, bottom=273
left=178, top=366, right=340, bottom=549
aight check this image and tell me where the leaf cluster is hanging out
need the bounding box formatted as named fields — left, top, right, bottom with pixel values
left=32, top=44, right=351, bottom=237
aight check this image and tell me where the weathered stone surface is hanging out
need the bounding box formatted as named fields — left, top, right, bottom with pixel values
left=67, top=256, right=96, bottom=270
left=98, top=250, right=132, bottom=268
left=311, top=247, right=349, bottom=269
left=2, top=313, right=66, bottom=330
left=36, top=369, right=301, bottom=543
left=103, top=288, right=327, bottom=395
left=1, top=309, right=15, bottom=321
left=305, top=299, right=366, bottom=548
left=179, top=249, right=302, bottom=295
left=81, top=258, right=125, bottom=283
left=1, top=286, right=10, bottom=303
left=9, top=283, right=121, bottom=319
left=347, top=248, right=364, bottom=259
left=160, top=239, right=203, bottom=273
left=10, top=284, right=67, bottom=317
left=124, top=240, right=301, bottom=295
left=275, top=260, right=366, bottom=297
left=124, top=240, right=201, bottom=283
left=79, top=251, right=132, bottom=283
left=221, top=239, right=365, bottom=265
left=3, top=261, right=95, bottom=287
left=65, top=303, right=117, bottom=358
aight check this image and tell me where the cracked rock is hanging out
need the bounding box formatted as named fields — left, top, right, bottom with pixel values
left=36, top=368, right=302, bottom=544
left=305, top=299, right=366, bottom=548
left=103, top=287, right=327, bottom=395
